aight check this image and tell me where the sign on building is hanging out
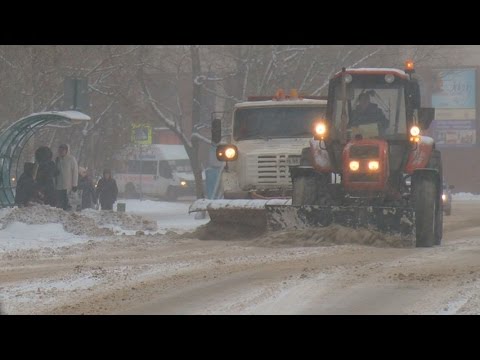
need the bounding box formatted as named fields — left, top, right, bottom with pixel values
left=131, top=124, right=152, bottom=145
left=431, top=68, right=477, bottom=147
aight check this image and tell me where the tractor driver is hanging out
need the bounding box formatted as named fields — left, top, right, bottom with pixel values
left=349, top=92, right=389, bottom=137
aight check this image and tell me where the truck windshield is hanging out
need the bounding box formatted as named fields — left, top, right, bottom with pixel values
left=332, top=82, right=407, bottom=139
left=233, top=106, right=326, bottom=141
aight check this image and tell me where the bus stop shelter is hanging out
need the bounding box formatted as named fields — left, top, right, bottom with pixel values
left=0, top=111, right=90, bottom=207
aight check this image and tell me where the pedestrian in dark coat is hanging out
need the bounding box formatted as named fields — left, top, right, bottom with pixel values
left=34, top=146, right=57, bottom=207
left=78, top=167, right=97, bottom=210
left=96, top=169, right=118, bottom=210
left=15, top=162, right=37, bottom=207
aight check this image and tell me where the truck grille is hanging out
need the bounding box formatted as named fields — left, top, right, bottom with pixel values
left=247, top=154, right=291, bottom=186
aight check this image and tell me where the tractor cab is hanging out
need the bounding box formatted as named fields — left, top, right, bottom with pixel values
left=329, top=69, right=413, bottom=141
left=317, top=65, right=434, bottom=142
left=311, top=63, right=435, bottom=180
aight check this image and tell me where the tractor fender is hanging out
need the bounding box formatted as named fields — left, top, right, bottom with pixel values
left=405, top=136, right=434, bottom=174
left=310, top=139, right=333, bottom=173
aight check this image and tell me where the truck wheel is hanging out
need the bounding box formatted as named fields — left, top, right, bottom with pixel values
left=414, top=175, right=437, bottom=248
left=165, top=186, right=177, bottom=202
left=292, top=174, right=316, bottom=205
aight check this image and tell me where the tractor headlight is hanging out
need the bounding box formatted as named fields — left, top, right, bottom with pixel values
left=410, top=126, right=420, bottom=137
left=315, top=122, right=327, bottom=136
left=368, top=160, right=379, bottom=171
left=349, top=161, right=360, bottom=171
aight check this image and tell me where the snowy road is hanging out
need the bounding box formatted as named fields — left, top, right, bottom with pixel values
left=1, top=199, right=480, bottom=315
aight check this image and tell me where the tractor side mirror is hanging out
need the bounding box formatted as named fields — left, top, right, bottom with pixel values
left=449, top=184, right=455, bottom=190
left=211, top=118, right=222, bottom=144
left=418, top=107, right=435, bottom=130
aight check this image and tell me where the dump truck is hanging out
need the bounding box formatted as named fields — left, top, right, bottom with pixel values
left=189, top=90, right=327, bottom=227
left=267, top=62, right=442, bottom=247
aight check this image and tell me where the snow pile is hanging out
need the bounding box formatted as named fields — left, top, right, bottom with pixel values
left=452, top=192, right=480, bottom=201
left=121, top=199, right=208, bottom=234
left=0, top=222, right=87, bottom=252
left=0, top=205, right=157, bottom=238
left=81, top=208, right=157, bottom=232
left=0, top=207, right=13, bottom=220
left=191, top=221, right=412, bottom=248
left=252, top=225, right=414, bottom=248
left=120, top=199, right=189, bottom=215
left=0, top=205, right=113, bottom=237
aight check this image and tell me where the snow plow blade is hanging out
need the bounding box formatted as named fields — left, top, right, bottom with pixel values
left=266, top=205, right=415, bottom=243
left=189, top=199, right=291, bottom=229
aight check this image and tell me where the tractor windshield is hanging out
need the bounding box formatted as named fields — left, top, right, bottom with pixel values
left=233, top=106, right=326, bottom=141
left=332, top=80, right=407, bottom=140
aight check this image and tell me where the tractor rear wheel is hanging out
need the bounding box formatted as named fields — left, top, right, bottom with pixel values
left=414, top=175, right=437, bottom=247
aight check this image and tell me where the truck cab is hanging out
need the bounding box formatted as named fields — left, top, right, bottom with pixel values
left=213, top=91, right=327, bottom=199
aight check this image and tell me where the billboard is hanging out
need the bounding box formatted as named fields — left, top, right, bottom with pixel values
left=131, top=124, right=152, bottom=145
left=431, top=68, right=477, bottom=147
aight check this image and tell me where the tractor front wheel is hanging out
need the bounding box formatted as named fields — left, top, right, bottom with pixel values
left=414, top=175, right=437, bottom=248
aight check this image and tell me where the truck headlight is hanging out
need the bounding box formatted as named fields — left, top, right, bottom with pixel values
left=180, top=180, right=187, bottom=187
left=442, top=194, right=447, bottom=202
left=225, top=147, right=237, bottom=160
left=216, top=144, right=239, bottom=161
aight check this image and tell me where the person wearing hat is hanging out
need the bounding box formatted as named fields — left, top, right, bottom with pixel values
left=55, top=144, right=79, bottom=210
left=78, top=167, right=97, bottom=210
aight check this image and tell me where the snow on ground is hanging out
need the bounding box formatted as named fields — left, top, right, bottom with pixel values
left=452, top=192, right=480, bottom=201
left=0, top=207, right=12, bottom=221
left=0, top=199, right=206, bottom=252
left=119, top=199, right=208, bottom=234
left=119, top=199, right=189, bottom=215
left=0, top=222, right=87, bottom=252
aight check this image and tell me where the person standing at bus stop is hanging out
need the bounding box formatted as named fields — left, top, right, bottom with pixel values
left=78, top=167, right=97, bottom=210
left=55, top=144, right=79, bottom=210
left=96, top=169, right=118, bottom=210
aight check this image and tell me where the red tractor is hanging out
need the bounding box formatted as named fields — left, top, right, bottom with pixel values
left=267, top=62, right=442, bottom=247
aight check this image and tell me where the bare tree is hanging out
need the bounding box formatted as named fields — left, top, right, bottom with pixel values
left=0, top=45, right=146, bottom=176
left=138, top=45, right=209, bottom=198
